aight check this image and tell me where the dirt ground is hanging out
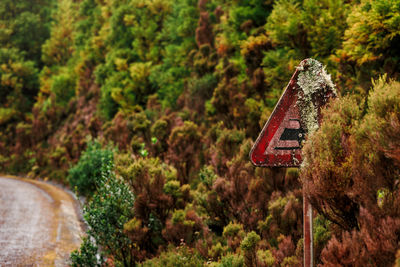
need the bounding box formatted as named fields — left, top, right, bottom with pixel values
left=0, top=175, right=84, bottom=266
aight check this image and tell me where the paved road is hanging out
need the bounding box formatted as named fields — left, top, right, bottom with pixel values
left=0, top=176, right=84, bottom=266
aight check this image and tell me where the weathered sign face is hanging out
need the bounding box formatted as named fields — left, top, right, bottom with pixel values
left=250, top=58, right=336, bottom=167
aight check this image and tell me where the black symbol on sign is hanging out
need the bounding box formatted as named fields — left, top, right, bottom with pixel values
left=275, top=119, right=305, bottom=150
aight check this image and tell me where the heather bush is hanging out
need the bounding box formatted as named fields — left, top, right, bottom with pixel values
left=301, top=78, right=400, bottom=265
left=116, top=155, right=191, bottom=259
left=163, top=208, right=207, bottom=246
left=240, top=231, right=260, bottom=267
left=168, top=120, right=203, bottom=183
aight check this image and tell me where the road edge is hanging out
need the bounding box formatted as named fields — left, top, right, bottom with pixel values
left=0, top=174, right=85, bottom=266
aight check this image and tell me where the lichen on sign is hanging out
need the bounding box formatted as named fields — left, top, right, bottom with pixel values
left=296, top=59, right=337, bottom=135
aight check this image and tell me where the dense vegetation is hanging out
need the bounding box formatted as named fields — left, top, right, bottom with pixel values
left=1, top=0, right=400, bottom=265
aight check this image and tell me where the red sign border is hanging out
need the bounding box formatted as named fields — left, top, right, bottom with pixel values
left=249, top=67, right=303, bottom=167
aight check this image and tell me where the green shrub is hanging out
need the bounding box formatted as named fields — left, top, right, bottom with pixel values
left=342, top=0, right=400, bottom=66
left=70, top=237, right=105, bottom=267
left=140, top=245, right=204, bottom=267
left=78, top=164, right=136, bottom=266
left=217, top=253, right=245, bottom=267
left=257, top=250, right=274, bottom=266
left=240, top=231, right=260, bottom=252
left=188, top=73, right=218, bottom=99
left=0, top=108, right=17, bottom=126
left=199, top=165, right=217, bottom=188
left=67, top=140, right=113, bottom=197
left=50, top=72, right=76, bottom=107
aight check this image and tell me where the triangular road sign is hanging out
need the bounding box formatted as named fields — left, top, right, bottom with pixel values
left=250, top=58, right=336, bottom=167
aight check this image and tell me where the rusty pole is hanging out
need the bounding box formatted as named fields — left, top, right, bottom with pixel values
left=303, top=193, right=313, bottom=267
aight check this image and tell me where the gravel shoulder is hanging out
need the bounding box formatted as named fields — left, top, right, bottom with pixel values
left=0, top=175, right=84, bottom=266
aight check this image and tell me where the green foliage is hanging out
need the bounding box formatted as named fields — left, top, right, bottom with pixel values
left=218, top=253, right=245, bottom=267
left=50, top=71, right=76, bottom=107
left=223, top=222, right=244, bottom=238
left=70, top=237, right=105, bottom=267
left=83, top=168, right=136, bottom=266
left=0, top=48, right=39, bottom=112
left=215, top=128, right=245, bottom=159
left=127, top=111, right=151, bottom=134
left=240, top=231, right=260, bottom=251
left=209, top=242, right=226, bottom=260
left=199, top=165, right=217, bottom=188
left=168, top=121, right=202, bottom=182
left=0, top=0, right=52, bottom=63
left=115, top=155, right=189, bottom=257
left=189, top=73, right=218, bottom=99
left=342, top=0, right=400, bottom=65
left=267, top=0, right=348, bottom=60
left=112, top=62, right=154, bottom=110
left=116, top=156, right=177, bottom=192
left=229, top=0, right=272, bottom=30
left=68, top=140, right=113, bottom=197
left=257, top=250, right=274, bottom=266
left=266, top=0, right=304, bottom=51
left=140, top=245, right=204, bottom=267
left=150, top=0, right=199, bottom=108
left=303, top=0, right=348, bottom=58
left=262, top=47, right=299, bottom=106
left=164, top=180, right=181, bottom=197
left=41, top=0, right=76, bottom=66
left=0, top=107, right=17, bottom=126
left=313, top=215, right=331, bottom=263
left=281, top=256, right=300, bottom=266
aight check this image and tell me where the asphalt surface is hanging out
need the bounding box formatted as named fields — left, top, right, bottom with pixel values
left=0, top=176, right=84, bottom=266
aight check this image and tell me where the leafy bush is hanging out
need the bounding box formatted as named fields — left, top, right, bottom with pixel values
left=83, top=173, right=135, bottom=266
left=50, top=72, right=76, bottom=107
left=0, top=48, right=39, bottom=112
left=140, top=244, right=204, bottom=267
left=218, top=253, right=245, bottom=267
left=342, top=0, right=400, bottom=66
left=70, top=237, right=104, bottom=267
left=68, top=140, right=113, bottom=197
left=241, top=231, right=260, bottom=267
left=71, top=158, right=136, bottom=266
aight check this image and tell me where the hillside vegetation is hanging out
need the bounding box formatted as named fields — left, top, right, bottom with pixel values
left=1, top=0, right=400, bottom=265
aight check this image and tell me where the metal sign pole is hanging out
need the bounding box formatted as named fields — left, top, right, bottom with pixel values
left=303, top=193, right=313, bottom=267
